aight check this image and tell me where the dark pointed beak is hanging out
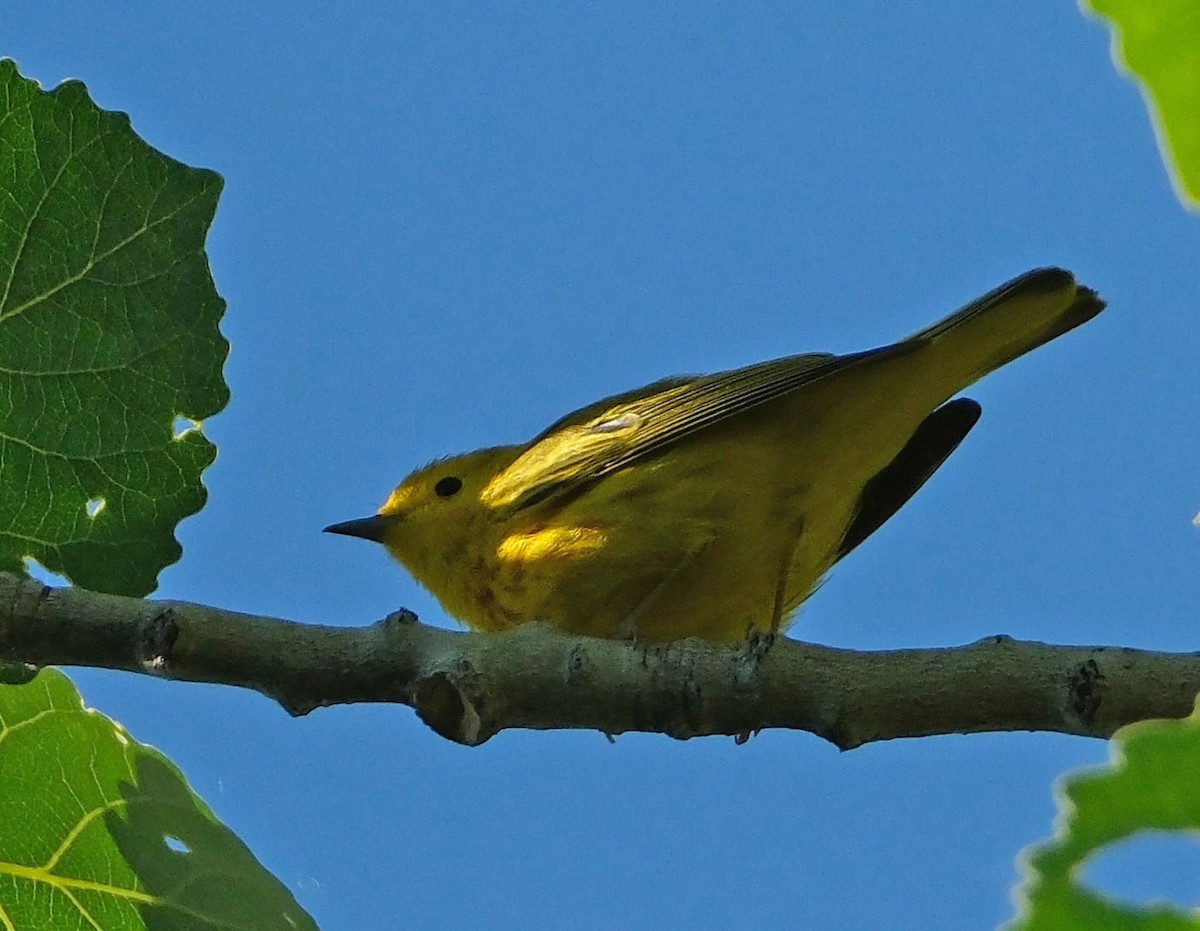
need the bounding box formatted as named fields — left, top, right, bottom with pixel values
left=323, top=514, right=397, bottom=543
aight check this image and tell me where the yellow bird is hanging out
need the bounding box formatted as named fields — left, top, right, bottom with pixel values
left=327, top=268, right=1102, bottom=642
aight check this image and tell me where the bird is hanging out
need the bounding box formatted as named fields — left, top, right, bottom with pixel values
left=327, top=268, right=1103, bottom=642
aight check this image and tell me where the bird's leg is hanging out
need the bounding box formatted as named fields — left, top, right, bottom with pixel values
left=769, top=517, right=806, bottom=636
left=613, top=546, right=705, bottom=641
left=739, top=587, right=784, bottom=671
left=739, top=519, right=805, bottom=663
left=734, top=525, right=805, bottom=745
left=733, top=628, right=774, bottom=744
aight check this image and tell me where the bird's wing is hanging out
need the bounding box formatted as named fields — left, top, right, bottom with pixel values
left=482, top=345, right=920, bottom=511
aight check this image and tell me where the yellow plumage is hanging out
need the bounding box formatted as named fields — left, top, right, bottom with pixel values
left=327, top=268, right=1103, bottom=641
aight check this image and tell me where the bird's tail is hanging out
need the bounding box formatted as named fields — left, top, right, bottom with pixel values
left=906, top=267, right=1105, bottom=397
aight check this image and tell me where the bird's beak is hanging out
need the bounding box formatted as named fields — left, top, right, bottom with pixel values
left=323, top=514, right=398, bottom=543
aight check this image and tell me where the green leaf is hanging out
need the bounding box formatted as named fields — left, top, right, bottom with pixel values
left=0, top=60, right=229, bottom=595
left=1008, top=697, right=1200, bottom=930
left=1084, top=1, right=1200, bottom=210
left=0, top=668, right=319, bottom=930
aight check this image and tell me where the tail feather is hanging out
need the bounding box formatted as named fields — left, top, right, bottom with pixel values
left=909, top=267, right=1105, bottom=395
left=835, top=397, right=982, bottom=561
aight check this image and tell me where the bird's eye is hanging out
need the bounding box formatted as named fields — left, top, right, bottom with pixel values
left=435, top=476, right=463, bottom=498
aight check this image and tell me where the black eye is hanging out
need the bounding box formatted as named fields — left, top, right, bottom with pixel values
left=435, top=476, right=463, bottom=498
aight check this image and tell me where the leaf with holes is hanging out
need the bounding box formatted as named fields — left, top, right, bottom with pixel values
left=1085, top=1, right=1200, bottom=210
left=0, top=668, right=318, bottom=930
left=0, top=59, right=229, bottom=595
left=1007, top=696, right=1200, bottom=930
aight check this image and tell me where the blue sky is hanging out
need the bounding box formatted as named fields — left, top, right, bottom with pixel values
left=8, top=4, right=1200, bottom=929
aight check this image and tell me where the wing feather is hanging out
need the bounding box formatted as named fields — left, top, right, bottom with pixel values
left=482, top=344, right=920, bottom=511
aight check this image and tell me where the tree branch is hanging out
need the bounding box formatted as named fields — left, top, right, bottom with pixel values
left=1, top=572, right=1196, bottom=747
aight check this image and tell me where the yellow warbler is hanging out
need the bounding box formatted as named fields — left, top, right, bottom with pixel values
left=327, top=268, right=1102, bottom=641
